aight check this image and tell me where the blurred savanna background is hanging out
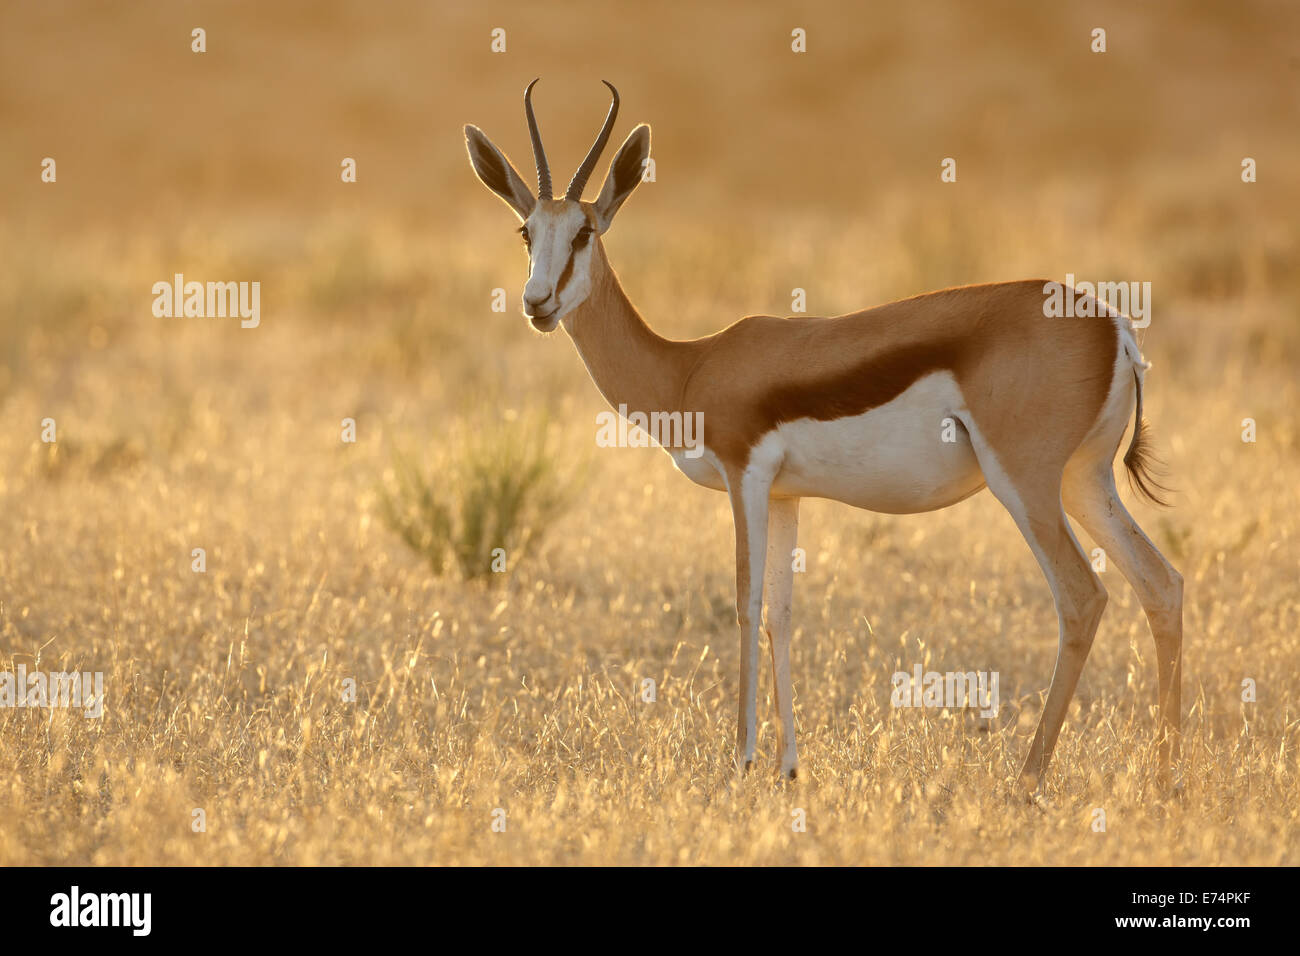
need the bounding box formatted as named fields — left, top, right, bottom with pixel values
left=1, top=0, right=1297, bottom=864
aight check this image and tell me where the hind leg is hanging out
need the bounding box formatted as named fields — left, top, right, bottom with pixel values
left=1007, top=499, right=1108, bottom=793
left=963, top=422, right=1109, bottom=793
left=1064, top=462, right=1184, bottom=782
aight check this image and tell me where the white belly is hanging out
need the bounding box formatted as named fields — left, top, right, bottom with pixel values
left=669, top=371, right=987, bottom=514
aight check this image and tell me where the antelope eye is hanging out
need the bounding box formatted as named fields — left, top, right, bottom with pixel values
left=519, top=227, right=531, bottom=246
left=573, top=226, right=593, bottom=248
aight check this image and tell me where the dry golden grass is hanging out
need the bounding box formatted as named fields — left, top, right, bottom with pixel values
left=0, top=0, right=1297, bottom=865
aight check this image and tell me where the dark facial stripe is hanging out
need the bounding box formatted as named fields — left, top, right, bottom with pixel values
left=555, top=245, right=577, bottom=297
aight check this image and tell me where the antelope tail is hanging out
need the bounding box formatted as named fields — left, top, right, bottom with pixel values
left=1122, top=367, right=1172, bottom=507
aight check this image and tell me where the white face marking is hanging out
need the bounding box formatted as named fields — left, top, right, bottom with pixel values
left=520, top=203, right=596, bottom=332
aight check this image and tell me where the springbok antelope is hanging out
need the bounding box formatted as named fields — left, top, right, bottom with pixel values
left=464, top=80, right=1183, bottom=792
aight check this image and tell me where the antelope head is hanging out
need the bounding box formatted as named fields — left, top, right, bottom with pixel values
left=465, top=79, right=651, bottom=332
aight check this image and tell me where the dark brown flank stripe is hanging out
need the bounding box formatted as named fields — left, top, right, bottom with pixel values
left=758, top=340, right=964, bottom=429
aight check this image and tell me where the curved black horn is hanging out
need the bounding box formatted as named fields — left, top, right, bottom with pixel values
left=524, top=78, right=552, bottom=200
left=565, top=80, right=619, bottom=201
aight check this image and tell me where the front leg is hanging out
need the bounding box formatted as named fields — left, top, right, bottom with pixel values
left=765, top=496, right=800, bottom=779
left=726, top=462, right=774, bottom=774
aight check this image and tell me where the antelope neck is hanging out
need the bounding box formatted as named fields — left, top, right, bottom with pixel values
left=560, top=248, right=703, bottom=418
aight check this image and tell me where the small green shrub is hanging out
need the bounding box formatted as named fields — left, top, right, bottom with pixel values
left=379, top=413, right=579, bottom=579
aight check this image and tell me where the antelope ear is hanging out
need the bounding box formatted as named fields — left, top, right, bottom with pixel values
left=593, top=124, right=650, bottom=233
left=464, top=125, right=536, bottom=220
